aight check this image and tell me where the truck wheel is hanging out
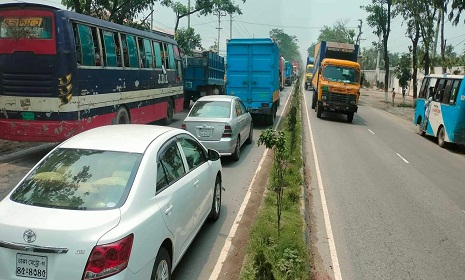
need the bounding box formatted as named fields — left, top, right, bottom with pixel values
left=267, top=112, right=275, bottom=125
left=304, top=84, right=308, bottom=90
left=183, top=97, right=190, bottom=109
left=347, top=113, right=354, bottom=123
left=316, top=103, right=323, bottom=118
left=311, top=93, right=317, bottom=109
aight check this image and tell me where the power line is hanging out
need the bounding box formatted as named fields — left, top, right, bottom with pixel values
left=235, top=20, right=357, bottom=30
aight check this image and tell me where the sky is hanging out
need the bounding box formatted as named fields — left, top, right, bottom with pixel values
left=4, top=0, right=465, bottom=62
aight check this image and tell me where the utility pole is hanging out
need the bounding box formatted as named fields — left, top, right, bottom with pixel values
left=188, top=0, right=191, bottom=29
left=230, top=13, right=232, bottom=39
left=375, top=32, right=381, bottom=88
left=150, top=3, right=153, bottom=31
left=215, top=9, right=226, bottom=53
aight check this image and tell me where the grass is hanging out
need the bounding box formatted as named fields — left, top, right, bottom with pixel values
left=239, top=82, right=310, bottom=280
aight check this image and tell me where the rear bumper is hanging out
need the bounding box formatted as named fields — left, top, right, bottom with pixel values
left=249, top=107, right=273, bottom=115
left=0, top=119, right=80, bottom=142
left=319, top=101, right=358, bottom=113
left=200, top=136, right=237, bottom=156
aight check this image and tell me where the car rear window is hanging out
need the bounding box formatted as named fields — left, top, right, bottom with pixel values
left=189, top=101, right=231, bottom=118
left=10, top=148, right=142, bottom=210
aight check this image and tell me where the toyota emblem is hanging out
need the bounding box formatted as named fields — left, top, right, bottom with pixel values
left=23, top=229, right=36, bottom=243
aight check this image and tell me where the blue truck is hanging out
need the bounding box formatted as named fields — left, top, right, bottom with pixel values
left=284, top=61, right=293, bottom=86
left=226, top=38, right=280, bottom=125
left=183, top=50, right=226, bottom=109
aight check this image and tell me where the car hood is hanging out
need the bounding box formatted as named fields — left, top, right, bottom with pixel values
left=0, top=199, right=120, bottom=247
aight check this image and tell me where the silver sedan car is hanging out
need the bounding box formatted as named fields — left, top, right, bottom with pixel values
left=182, top=95, right=253, bottom=161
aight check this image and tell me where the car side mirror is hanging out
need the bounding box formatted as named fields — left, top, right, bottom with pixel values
left=208, top=149, right=220, bottom=161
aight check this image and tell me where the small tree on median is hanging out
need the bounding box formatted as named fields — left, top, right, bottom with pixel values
left=257, top=128, right=287, bottom=238
left=395, top=52, right=412, bottom=105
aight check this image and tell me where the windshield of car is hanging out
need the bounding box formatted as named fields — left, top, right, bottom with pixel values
left=189, top=100, right=231, bottom=118
left=307, top=67, right=314, bottom=73
left=10, top=148, right=142, bottom=210
left=323, top=65, right=359, bottom=84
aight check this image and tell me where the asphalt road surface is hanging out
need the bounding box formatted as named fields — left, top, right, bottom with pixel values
left=303, top=89, right=465, bottom=280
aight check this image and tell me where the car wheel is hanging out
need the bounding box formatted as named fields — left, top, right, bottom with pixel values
left=246, top=122, right=253, bottom=145
left=347, top=112, right=354, bottom=123
left=208, top=176, right=222, bottom=222
left=231, top=137, right=240, bottom=161
left=151, top=247, right=171, bottom=280
left=115, top=107, right=130, bottom=124
left=164, top=99, right=174, bottom=125
left=438, top=126, right=447, bottom=148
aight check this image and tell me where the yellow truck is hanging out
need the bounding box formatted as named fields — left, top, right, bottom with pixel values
left=304, top=59, right=314, bottom=90
left=311, top=41, right=361, bottom=123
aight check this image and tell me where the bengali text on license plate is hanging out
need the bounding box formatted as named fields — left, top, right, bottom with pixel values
left=198, top=128, right=211, bottom=137
left=16, top=253, right=47, bottom=279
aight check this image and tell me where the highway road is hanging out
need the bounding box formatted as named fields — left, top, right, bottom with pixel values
left=303, top=89, right=465, bottom=280
left=0, top=85, right=293, bottom=279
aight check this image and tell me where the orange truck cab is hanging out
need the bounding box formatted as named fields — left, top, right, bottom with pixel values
left=311, top=41, right=361, bottom=123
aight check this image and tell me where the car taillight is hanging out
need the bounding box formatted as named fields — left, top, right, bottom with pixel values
left=181, top=123, right=186, bottom=130
left=222, top=125, right=232, bottom=138
left=82, top=234, right=134, bottom=280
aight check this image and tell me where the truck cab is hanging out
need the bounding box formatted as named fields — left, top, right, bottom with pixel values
left=312, top=58, right=360, bottom=122
left=305, top=63, right=314, bottom=90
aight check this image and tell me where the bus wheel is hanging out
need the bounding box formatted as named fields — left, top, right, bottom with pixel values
left=116, top=107, right=130, bottom=124
left=438, top=126, right=447, bottom=148
left=164, top=99, right=174, bottom=125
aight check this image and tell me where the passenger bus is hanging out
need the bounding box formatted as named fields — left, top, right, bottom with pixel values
left=0, top=3, right=183, bottom=142
left=414, top=74, right=465, bottom=147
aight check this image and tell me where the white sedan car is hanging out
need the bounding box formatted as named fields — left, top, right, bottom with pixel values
left=0, top=124, right=222, bottom=280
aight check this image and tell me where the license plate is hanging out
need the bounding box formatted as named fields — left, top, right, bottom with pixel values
left=198, top=128, right=211, bottom=137
left=16, top=253, right=47, bottom=279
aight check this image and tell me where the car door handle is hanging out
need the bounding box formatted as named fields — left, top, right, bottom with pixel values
left=194, top=179, right=199, bottom=188
left=165, top=204, right=173, bottom=215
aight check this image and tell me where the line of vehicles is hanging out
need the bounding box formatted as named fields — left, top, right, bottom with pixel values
left=0, top=3, right=297, bottom=280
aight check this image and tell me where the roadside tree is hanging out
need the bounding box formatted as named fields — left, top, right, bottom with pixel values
left=270, top=29, right=301, bottom=64
left=394, top=52, right=412, bottom=105
left=175, top=27, right=203, bottom=56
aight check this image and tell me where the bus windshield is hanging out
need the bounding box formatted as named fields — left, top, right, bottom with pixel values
left=307, top=66, right=314, bottom=74
left=323, top=65, right=359, bottom=84
left=0, top=15, right=52, bottom=39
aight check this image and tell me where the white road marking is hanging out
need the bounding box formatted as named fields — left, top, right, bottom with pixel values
left=303, top=93, right=342, bottom=280
left=396, top=153, right=410, bottom=163
left=368, top=129, right=375, bottom=135
left=208, top=86, right=294, bottom=280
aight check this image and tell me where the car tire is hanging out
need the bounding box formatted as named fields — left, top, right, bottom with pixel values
left=115, top=107, right=130, bottom=124
left=438, top=126, right=447, bottom=148
left=246, top=122, right=253, bottom=145
left=164, top=99, right=174, bottom=125
left=208, top=176, right=222, bottom=222
left=151, top=247, right=171, bottom=280
left=231, top=137, right=240, bottom=161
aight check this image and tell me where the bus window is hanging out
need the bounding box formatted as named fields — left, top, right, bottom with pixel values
left=114, top=33, right=122, bottom=67
left=450, top=80, right=461, bottom=105
left=419, top=78, right=429, bottom=98
left=120, top=34, right=129, bottom=67
left=161, top=42, right=169, bottom=69
left=102, top=30, right=117, bottom=67
left=76, top=24, right=96, bottom=66
left=442, top=79, right=454, bottom=105
left=153, top=41, right=162, bottom=68
left=126, top=35, right=138, bottom=68
left=143, top=39, right=153, bottom=68
left=173, top=45, right=180, bottom=59
left=435, top=79, right=446, bottom=102
left=167, top=44, right=176, bottom=69
left=91, top=27, right=101, bottom=66
left=137, top=37, right=145, bottom=68
left=72, top=24, right=82, bottom=65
